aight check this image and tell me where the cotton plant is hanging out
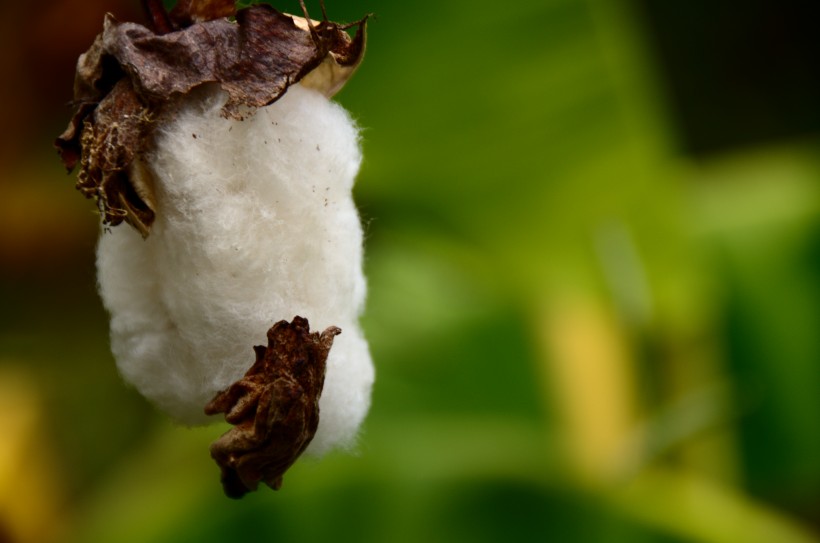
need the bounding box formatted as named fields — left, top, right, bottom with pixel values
left=55, top=0, right=374, bottom=498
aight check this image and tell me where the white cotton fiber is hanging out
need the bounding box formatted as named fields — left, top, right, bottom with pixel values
left=96, top=83, right=373, bottom=455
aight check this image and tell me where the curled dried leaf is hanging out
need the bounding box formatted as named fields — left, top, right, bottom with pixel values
left=56, top=1, right=367, bottom=236
left=205, top=317, right=341, bottom=498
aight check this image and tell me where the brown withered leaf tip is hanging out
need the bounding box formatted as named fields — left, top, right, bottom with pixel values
left=55, top=0, right=368, bottom=237
left=204, top=316, right=341, bottom=498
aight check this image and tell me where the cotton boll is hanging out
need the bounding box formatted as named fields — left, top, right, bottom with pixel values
left=96, top=83, right=373, bottom=454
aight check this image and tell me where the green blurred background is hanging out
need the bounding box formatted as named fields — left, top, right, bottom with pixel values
left=1, top=0, right=819, bottom=541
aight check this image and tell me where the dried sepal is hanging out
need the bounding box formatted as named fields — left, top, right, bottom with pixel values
left=296, top=13, right=368, bottom=98
left=204, top=317, right=341, bottom=499
left=55, top=1, right=368, bottom=236
left=74, top=79, right=157, bottom=234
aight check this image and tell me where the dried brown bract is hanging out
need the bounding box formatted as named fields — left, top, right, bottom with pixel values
left=55, top=0, right=368, bottom=236
left=204, top=317, right=341, bottom=498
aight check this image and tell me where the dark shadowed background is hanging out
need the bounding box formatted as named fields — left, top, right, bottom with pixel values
left=1, top=1, right=819, bottom=542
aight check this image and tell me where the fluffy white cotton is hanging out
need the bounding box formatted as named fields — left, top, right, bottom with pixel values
left=96, top=83, right=373, bottom=455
